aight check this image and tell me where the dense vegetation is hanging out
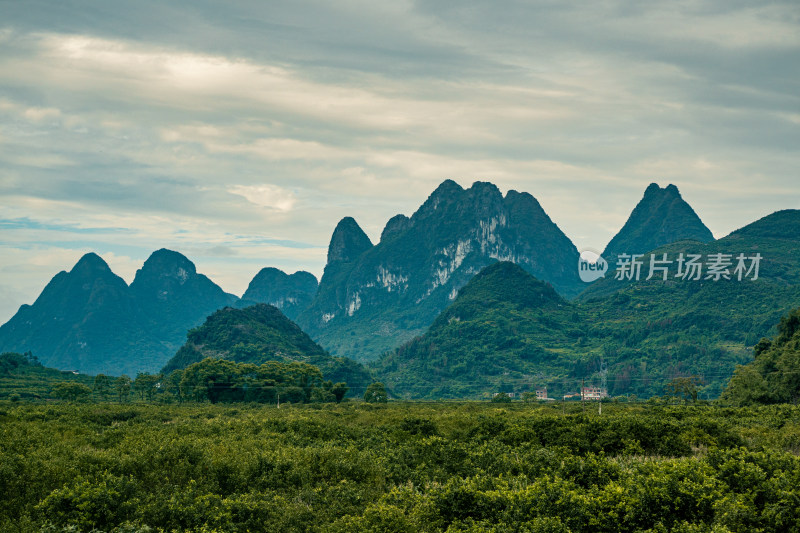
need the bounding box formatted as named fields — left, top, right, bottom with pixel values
left=161, top=304, right=372, bottom=395
left=0, top=352, right=94, bottom=401
left=3, top=401, right=800, bottom=532
left=374, top=262, right=584, bottom=399
left=722, top=307, right=800, bottom=405
left=177, top=357, right=349, bottom=404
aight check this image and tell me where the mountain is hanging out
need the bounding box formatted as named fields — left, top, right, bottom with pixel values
left=374, top=210, right=800, bottom=399
left=0, top=254, right=158, bottom=375
left=161, top=303, right=371, bottom=394
left=242, top=268, right=318, bottom=321
left=0, top=250, right=239, bottom=376
left=297, top=180, right=582, bottom=362
left=300, top=217, right=375, bottom=331
left=603, top=183, right=714, bottom=266
left=130, top=249, right=238, bottom=351
left=372, top=262, right=582, bottom=399
left=576, top=209, right=800, bottom=399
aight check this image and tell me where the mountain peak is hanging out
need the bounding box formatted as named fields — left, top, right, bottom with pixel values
left=241, top=267, right=318, bottom=320
left=644, top=182, right=680, bottom=199
left=432, top=179, right=464, bottom=197
left=70, top=253, right=112, bottom=277
left=417, top=180, right=465, bottom=214
left=138, top=249, right=197, bottom=277
left=380, top=214, right=411, bottom=242
left=504, top=189, right=546, bottom=217
left=603, top=183, right=713, bottom=263
left=468, top=180, right=501, bottom=196
left=327, top=217, right=373, bottom=264
left=644, top=182, right=661, bottom=195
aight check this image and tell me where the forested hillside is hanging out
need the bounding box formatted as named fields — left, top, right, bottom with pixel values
left=162, top=304, right=372, bottom=394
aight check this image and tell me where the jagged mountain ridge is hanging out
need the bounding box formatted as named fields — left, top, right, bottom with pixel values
left=297, top=180, right=583, bottom=362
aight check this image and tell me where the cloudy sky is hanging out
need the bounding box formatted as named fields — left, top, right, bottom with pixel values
left=1, top=0, right=798, bottom=323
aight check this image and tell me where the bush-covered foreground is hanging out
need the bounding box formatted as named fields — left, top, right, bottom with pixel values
left=3, top=402, right=800, bottom=532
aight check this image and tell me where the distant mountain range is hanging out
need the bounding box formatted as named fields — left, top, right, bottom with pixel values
left=296, top=180, right=719, bottom=362
left=1, top=179, right=795, bottom=401
left=0, top=249, right=317, bottom=375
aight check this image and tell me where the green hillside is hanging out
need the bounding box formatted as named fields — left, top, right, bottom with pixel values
left=374, top=210, right=800, bottom=400
left=373, top=262, right=587, bottom=399
left=722, top=307, right=800, bottom=405
left=162, top=304, right=372, bottom=394
left=0, top=352, right=95, bottom=401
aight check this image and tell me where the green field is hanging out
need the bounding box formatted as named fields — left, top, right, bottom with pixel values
left=3, top=401, right=800, bottom=532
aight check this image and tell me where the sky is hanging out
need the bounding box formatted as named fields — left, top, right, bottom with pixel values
left=1, top=0, right=798, bottom=324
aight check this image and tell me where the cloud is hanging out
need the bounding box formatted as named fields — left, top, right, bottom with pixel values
left=228, top=184, right=297, bottom=211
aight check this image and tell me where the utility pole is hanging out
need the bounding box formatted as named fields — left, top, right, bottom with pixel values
left=599, top=358, right=607, bottom=416
left=581, top=378, right=585, bottom=415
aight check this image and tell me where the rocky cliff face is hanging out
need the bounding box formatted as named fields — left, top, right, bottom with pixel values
left=297, top=180, right=582, bottom=361
left=603, top=183, right=714, bottom=266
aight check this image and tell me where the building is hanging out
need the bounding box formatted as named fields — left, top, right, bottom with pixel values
left=581, top=387, right=608, bottom=401
left=536, top=388, right=549, bottom=400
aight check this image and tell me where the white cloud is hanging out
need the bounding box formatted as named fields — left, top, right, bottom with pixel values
left=228, top=184, right=297, bottom=212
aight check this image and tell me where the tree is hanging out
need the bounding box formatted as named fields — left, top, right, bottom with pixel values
left=364, top=382, right=388, bottom=403
left=94, top=374, right=112, bottom=401
left=331, top=382, right=349, bottom=403
left=491, top=392, right=512, bottom=403
left=522, top=391, right=538, bottom=403
left=133, top=372, right=161, bottom=401
left=179, top=358, right=241, bottom=403
left=665, top=376, right=703, bottom=404
left=162, top=369, right=184, bottom=403
left=115, top=375, right=132, bottom=403
left=52, top=382, right=92, bottom=402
